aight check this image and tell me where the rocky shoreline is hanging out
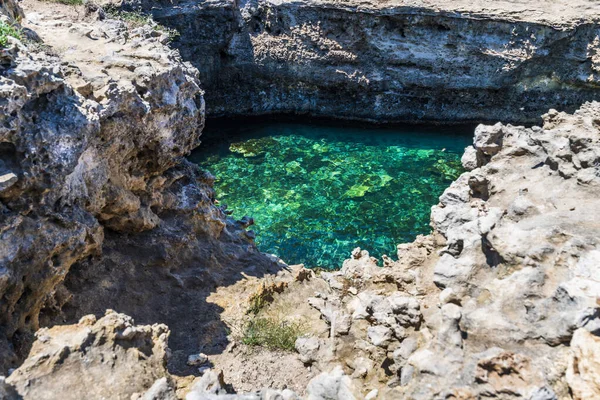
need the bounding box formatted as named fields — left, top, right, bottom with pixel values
left=1, top=0, right=600, bottom=398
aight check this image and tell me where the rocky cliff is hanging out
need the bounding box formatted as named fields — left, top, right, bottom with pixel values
left=146, top=0, right=600, bottom=123
left=5, top=102, right=600, bottom=399
left=0, top=0, right=278, bottom=375
left=2, top=0, right=600, bottom=398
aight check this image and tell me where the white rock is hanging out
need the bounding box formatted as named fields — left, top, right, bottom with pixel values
left=367, top=325, right=392, bottom=348
left=295, top=337, right=320, bottom=364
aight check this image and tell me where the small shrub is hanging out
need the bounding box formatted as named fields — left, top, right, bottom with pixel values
left=248, top=291, right=269, bottom=315
left=0, top=21, right=21, bottom=48
left=241, top=317, right=306, bottom=351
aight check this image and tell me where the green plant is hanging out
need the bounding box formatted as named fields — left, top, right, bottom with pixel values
left=104, top=7, right=180, bottom=40
left=52, top=0, right=83, bottom=5
left=241, top=317, right=306, bottom=351
left=0, top=21, right=21, bottom=48
left=248, top=291, right=270, bottom=315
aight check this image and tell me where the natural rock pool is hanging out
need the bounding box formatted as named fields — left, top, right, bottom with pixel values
left=190, top=121, right=472, bottom=269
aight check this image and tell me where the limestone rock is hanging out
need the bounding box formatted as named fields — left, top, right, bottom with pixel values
left=0, top=0, right=280, bottom=376
left=567, top=329, right=600, bottom=400
left=137, top=378, right=178, bottom=400
left=295, top=336, right=320, bottom=365
left=150, top=0, right=600, bottom=124
left=367, top=325, right=393, bottom=348
left=6, top=311, right=171, bottom=400
left=305, top=366, right=358, bottom=400
left=188, top=353, right=209, bottom=366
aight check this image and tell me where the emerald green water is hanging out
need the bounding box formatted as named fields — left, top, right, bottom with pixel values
left=189, top=121, right=471, bottom=269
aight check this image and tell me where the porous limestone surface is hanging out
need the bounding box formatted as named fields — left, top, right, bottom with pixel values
left=2, top=0, right=600, bottom=398
left=6, top=103, right=600, bottom=400
left=191, top=102, right=600, bottom=399
left=0, top=0, right=280, bottom=376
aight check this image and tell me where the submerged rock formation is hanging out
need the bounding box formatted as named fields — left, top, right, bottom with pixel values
left=147, top=0, right=600, bottom=123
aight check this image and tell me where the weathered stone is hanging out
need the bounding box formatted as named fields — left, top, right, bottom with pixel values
left=567, top=329, right=600, bottom=400
left=188, top=353, right=209, bottom=366
left=367, top=325, right=393, bottom=348
left=295, top=337, right=320, bottom=365
left=305, top=366, right=358, bottom=400
left=6, top=311, right=171, bottom=400
left=151, top=0, right=600, bottom=124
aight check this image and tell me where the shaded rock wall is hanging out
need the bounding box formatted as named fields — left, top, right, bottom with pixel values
left=147, top=0, right=600, bottom=123
left=0, top=0, right=278, bottom=373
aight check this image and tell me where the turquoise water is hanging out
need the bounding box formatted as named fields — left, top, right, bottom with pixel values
left=189, top=121, right=472, bottom=269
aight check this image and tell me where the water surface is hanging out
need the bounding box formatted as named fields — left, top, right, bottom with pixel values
left=189, top=120, right=472, bottom=269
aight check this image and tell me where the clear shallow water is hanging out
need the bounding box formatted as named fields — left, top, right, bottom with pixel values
left=189, top=121, right=472, bottom=269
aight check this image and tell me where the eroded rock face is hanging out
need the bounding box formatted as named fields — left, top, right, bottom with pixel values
left=145, top=0, right=600, bottom=123
left=4, top=0, right=600, bottom=398
left=567, top=328, right=600, bottom=400
left=0, top=0, right=278, bottom=374
left=5, top=311, right=175, bottom=400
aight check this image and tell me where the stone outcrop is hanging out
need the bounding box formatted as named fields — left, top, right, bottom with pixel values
left=5, top=311, right=175, bottom=400
left=145, top=0, right=600, bottom=123
left=3, top=0, right=600, bottom=398
left=567, top=328, right=600, bottom=400
left=0, top=0, right=278, bottom=374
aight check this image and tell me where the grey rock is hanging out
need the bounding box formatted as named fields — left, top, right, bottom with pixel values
left=188, top=353, right=209, bottom=366
left=306, top=366, right=357, bottom=400
left=6, top=312, right=171, bottom=400
left=0, top=173, right=17, bottom=192
left=367, top=325, right=393, bottom=348
left=295, top=337, right=320, bottom=365
left=393, top=337, right=418, bottom=363
left=150, top=0, right=600, bottom=124
left=139, top=378, right=177, bottom=400
left=461, top=146, right=479, bottom=171
left=400, top=365, right=414, bottom=387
